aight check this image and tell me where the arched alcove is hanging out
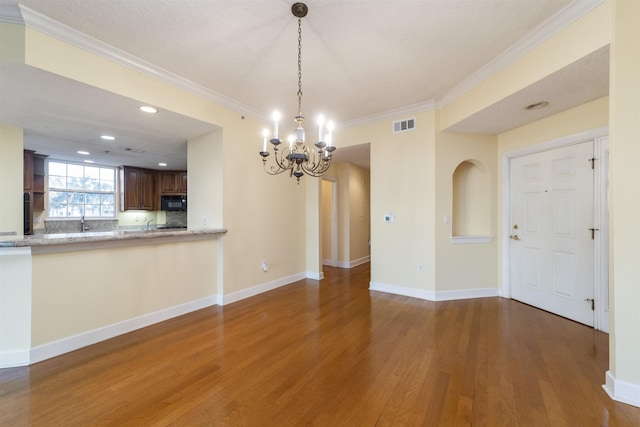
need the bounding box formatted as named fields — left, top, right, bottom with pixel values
left=452, top=159, right=491, bottom=241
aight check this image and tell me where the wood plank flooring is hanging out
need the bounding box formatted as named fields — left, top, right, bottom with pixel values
left=2, top=263, right=640, bottom=426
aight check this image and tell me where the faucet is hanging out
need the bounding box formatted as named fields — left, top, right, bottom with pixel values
left=81, top=215, right=89, bottom=232
left=146, top=218, right=154, bottom=230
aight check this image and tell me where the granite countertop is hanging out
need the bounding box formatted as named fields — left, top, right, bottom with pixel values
left=0, top=228, right=228, bottom=248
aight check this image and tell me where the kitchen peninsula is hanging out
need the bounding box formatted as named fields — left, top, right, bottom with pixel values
left=0, top=227, right=226, bottom=369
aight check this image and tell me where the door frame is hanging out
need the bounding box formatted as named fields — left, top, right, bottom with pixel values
left=500, top=126, right=609, bottom=330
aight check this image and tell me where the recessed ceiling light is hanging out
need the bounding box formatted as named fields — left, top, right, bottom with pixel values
left=158, top=162, right=168, bottom=167
left=101, top=135, right=116, bottom=141
left=77, top=150, right=90, bottom=155
left=84, top=160, right=94, bottom=164
left=139, top=106, right=158, bottom=114
left=525, top=101, right=549, bottom=110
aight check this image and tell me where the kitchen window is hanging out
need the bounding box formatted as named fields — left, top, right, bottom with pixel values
left=47, top=161, right=116, bottom=218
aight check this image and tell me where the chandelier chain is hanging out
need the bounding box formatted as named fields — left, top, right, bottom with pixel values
left=297, top=17, right=303, bottom=117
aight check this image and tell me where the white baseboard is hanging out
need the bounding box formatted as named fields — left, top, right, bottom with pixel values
left=0, top=349, right=31, bottom=368
left=220, top=272, right=306, bottom=306
left=603, top=370, right=640, bottom=408
left=29, top=296, right=217, bottom=365
left=337, top=256, right=370, bottom=269
left=369, top=281, right=499, bottom=302
left=306, top=271, right=325, bottom=281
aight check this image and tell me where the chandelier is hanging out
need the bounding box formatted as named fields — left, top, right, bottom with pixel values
left=259, top=2, right=336, bottom=183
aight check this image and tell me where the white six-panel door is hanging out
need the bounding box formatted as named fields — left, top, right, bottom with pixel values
left=510, top=141, right=594, bottom=326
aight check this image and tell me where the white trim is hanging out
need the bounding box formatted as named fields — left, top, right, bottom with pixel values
left=17, top=5, right=263, bottom=121
left=0, top=3, right=23, bottom=24
left=0, top=349, right=30, bottom=368
left=219, top=272, right=306, bottom=306
left=441, top=0, right=605, bottom=107
left=369, top=281, right=498, bottom=302
left=594, top=136, right=609, bottom=333
left=0, top=247, right=31, bottom=256
left=29, top=296, right=217, bottom=365
left=306, top=271, right=325, bottom=281
left=338, top=255, right=371, bottom=269
left=603, top=371, right=640, bottom=408
left=341, top=100, right=437, bottom=130
left=451, top=235, right=494, bottom=244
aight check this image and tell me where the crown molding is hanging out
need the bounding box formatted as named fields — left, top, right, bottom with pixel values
left=0, top=2, right=23, bottom=24
left=340, top=99, right=438, bottom=130
left=440, top=0, right=605, bottom=108
left=17, top=5, right=263, bottom=121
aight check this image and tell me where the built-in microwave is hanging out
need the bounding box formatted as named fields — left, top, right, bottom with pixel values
left=160, top=195, right=187, bottom=211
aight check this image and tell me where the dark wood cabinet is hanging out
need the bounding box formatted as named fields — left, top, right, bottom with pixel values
left=119, top=166, right=156, bottom=211
left=23, top=151, right=47, bottom=234
left=159, top=171, right=187, bottom=195
left=32, top=154, right=46, bottom=211
left=24, top=150, right=34, bottom=191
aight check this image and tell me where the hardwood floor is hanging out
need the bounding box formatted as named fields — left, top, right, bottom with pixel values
left=2, top=263, right=639, bottom=426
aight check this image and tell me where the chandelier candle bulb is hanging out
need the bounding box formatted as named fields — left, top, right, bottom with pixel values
left=318, top=115, right=325, bottom=141
left=272, top=112, right=280, bottom=139
left=327, top=121, right=334, bottom=146
left=262, top=129, right=269, bottom=152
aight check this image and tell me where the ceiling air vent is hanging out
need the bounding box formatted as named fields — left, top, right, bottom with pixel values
left=392, top=118, right=416, bottom=133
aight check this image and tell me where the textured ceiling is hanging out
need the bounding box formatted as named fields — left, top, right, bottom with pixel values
left=0, top=0, right=607, bottom=169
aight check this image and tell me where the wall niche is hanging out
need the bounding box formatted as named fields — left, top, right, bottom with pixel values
left=452, top=160, right=492, bottom=243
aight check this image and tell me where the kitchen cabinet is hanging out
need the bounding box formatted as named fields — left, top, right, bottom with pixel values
left=119, top=166, right=156, bottom=211
left=32, top=154, right=46, bottom=211
left=24, top=150, right=34, bottom=191
left=23, top=150, right=47, bottom=235
left=159, top=171, right=187, bottom=195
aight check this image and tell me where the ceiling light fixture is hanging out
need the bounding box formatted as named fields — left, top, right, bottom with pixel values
left=139, top=106, right=158, bottom=114
left=259, top=2, right=336, bottom=183
left=525, top=101, right=549, bottom=110
left=84, top=160, right=94, bottom=164
left=101, top=135, right=115, bottom=141
left=158, top=162, right=167, bottom=167
left=77, top=150, right=90, bottom=155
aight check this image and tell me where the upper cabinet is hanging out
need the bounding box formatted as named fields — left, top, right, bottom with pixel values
left=159, top=171, right=187, bottom=195
left=23, top=150, right=47, bottom=210
left=24, top=150, right=34, bottom=191
left=119, top=166, right=156, bottom=211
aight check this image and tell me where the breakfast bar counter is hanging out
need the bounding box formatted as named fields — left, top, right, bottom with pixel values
left=0, top=228, right=227, bottom=251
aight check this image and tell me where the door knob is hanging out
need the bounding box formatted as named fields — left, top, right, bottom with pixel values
left=510, top=235, right=520, bottom=241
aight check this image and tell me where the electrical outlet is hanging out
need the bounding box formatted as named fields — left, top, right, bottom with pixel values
left=418, top=264, right=424, bottom=272
left=262, top=261, right=269, bottom=272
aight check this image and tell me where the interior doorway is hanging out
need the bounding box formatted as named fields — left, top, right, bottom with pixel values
left=322, top=178, right=338, bottom=267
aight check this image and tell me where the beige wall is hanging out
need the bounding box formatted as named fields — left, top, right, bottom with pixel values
left=30, top=239, right=218, bottom=346
left=435, top=129, right=498, bottom=291
left=348, top=164, right=371, bottom=263
left=321, top=179, right=333, bottom=262
left=338, top=109, right=437, bottom=291
left=0, top=125, right=24, bottom=236
left=608, top=0, right=640, bottom=392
